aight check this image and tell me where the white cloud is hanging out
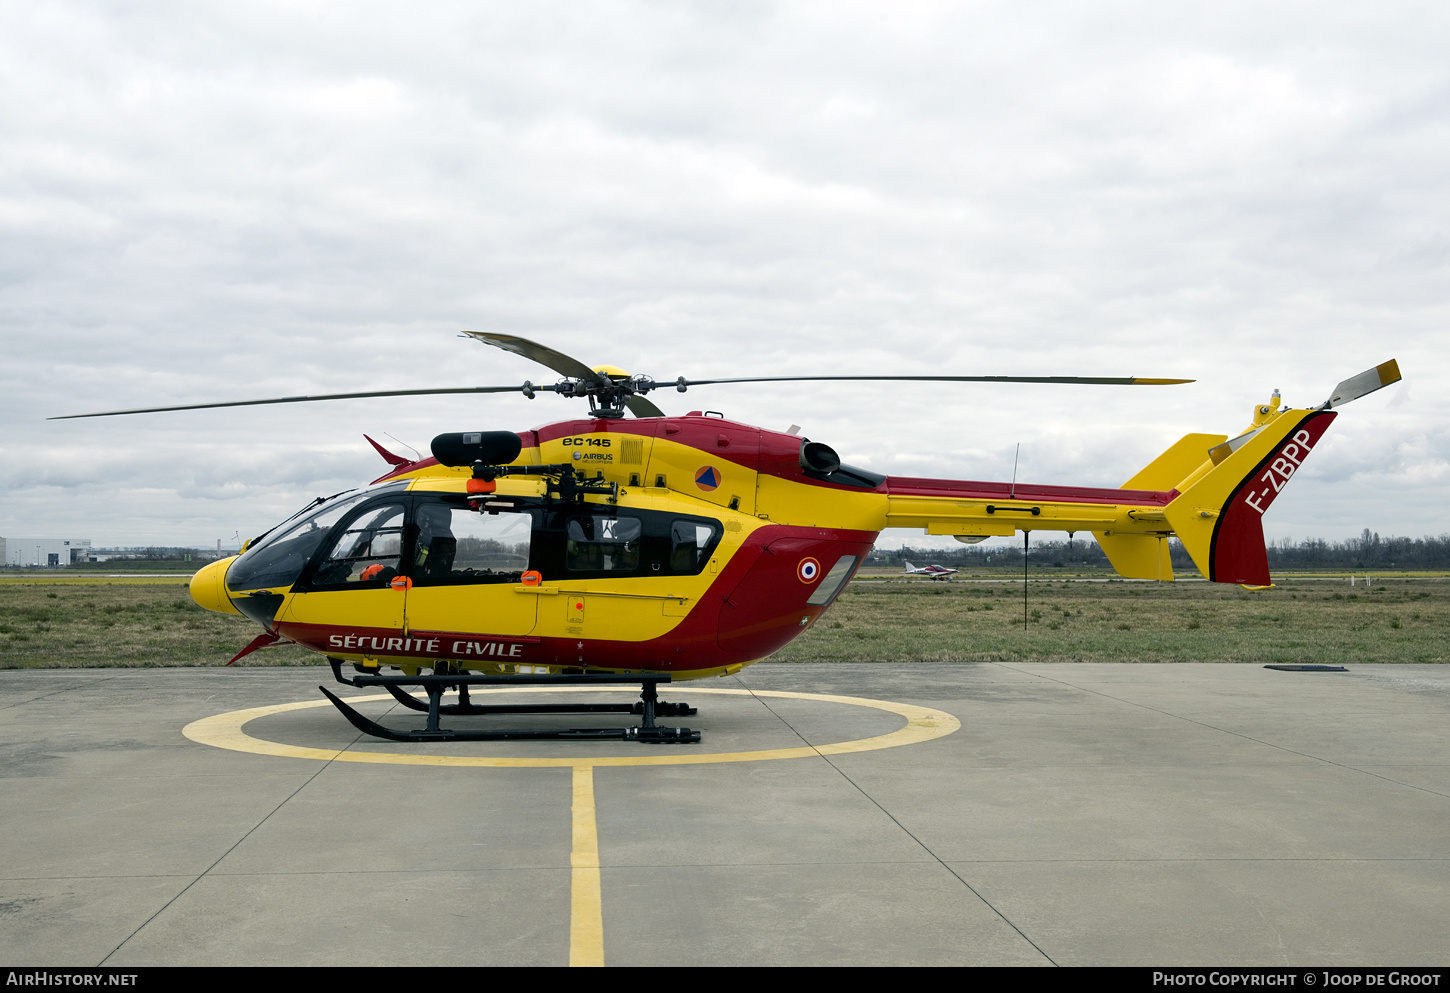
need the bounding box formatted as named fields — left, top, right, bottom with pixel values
left=1, top=0, right=1445, bottom=547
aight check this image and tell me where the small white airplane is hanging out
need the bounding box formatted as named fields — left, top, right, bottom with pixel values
left=904, top=561, right=958, bottom=580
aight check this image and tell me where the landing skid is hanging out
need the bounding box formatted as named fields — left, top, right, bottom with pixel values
left=324, top=659, right=701, bottom=743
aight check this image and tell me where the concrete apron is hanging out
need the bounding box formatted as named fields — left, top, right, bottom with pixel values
left=1, top=662, right=1447, bottom=966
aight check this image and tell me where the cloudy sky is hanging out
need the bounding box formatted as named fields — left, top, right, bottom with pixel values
left=1, top=1, right=1443, bottom=551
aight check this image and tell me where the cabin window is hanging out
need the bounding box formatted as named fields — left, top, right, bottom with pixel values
left=413, top=502, right=533, bottom=584
left=805, top=555, right=858, bottom=606
left=670, top=521, right=720, bottom=571
left=311, top=504, right=406, bottom=586
left=566, top=516, right=641, bottom=572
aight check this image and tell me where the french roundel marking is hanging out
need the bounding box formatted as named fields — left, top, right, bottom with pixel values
left=694, top=466, right=721, bottom=491
left=798, top=557, right=821, bottom=583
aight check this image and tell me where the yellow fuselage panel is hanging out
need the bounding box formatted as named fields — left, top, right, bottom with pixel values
left=279, top=587, right=404, bottom=631
left=754, top=473, right=886, bottom=530
left=532, top=424, right=895, bottom=528
left=537, top=431, right=654, bottom=485
left=642, top=433, right=757, bottom=517
left=528, top=584, right=685, bottom=643
left=408, top=584, right=539, bottom=637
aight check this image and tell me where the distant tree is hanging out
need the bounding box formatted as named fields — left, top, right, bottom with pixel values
left=874, top=533, right=1450, bottom=571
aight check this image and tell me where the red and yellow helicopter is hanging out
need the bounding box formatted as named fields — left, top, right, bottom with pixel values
left=56, top=334, right=1401, bottom=742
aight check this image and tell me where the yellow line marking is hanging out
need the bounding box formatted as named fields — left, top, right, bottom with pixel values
left=569, top=765, right=604, bottom=967
left=181, top=686, right=960, bottom=767
left=182, top=687, right=958, bottom=969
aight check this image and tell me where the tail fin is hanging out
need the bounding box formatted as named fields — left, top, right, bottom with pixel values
left=1163, top=410, right=1337, bottom=585
left=1121, top=433, right=1229, bottom=490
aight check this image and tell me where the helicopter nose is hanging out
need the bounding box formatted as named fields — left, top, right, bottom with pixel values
left=190, top=556, right=242, bottom=615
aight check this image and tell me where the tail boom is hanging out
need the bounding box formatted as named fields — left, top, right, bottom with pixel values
left=883, top=407, right=1338, bottom=585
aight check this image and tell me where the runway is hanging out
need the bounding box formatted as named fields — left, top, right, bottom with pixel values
left=2, top=662, right=1447, bottom=966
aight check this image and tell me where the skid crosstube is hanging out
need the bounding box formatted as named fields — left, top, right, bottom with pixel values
left=323, top=659, right=700, bottom=743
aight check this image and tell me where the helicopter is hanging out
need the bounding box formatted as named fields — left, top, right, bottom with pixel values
left=54, top=334, right=1401, bottom=742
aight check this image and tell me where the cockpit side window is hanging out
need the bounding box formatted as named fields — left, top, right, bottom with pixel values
left=411, top=500, right=534, bottom=585
left=310, top=504, right=406, bottom=587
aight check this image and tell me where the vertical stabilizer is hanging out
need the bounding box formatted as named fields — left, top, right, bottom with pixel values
left=1121, top=433, right=1227, bottom=491
left=1163, top=410, right=1337, bottom=584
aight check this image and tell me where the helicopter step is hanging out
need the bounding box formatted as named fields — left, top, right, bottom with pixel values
left=323, top=659, right=701, bottom=743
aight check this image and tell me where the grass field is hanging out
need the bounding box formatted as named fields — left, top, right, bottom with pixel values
left=0, top=580, right=313, bottom=668
left=774, top=572, right=1450, bottom=664
left=0, top=572, right=1445, bottom=668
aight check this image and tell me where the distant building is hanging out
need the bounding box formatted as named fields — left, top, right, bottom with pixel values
left=2, top=538, right=93, bottom=567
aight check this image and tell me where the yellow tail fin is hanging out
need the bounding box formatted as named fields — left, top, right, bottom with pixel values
left=1163, top=410, right=1338, bottom=584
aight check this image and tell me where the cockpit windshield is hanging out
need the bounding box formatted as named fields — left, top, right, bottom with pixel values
left=226, top=490, right=375, bottom=592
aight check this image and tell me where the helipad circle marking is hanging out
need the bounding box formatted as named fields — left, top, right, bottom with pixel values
left=183, top=686, right=959, bottom=767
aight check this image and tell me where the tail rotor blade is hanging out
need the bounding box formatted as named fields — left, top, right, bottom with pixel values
left=1320, top=360, right=1402, bottom=409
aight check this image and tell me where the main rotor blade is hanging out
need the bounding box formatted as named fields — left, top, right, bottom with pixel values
left=461, top=331, right=609, bottom=385
left=1320, top=359, right=1401, bottom=409
left=626, top=395, right=666, bottom=418
left=48, top=385, right=531, bottom=419
left=674, top=375, right=1195, bottom=387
